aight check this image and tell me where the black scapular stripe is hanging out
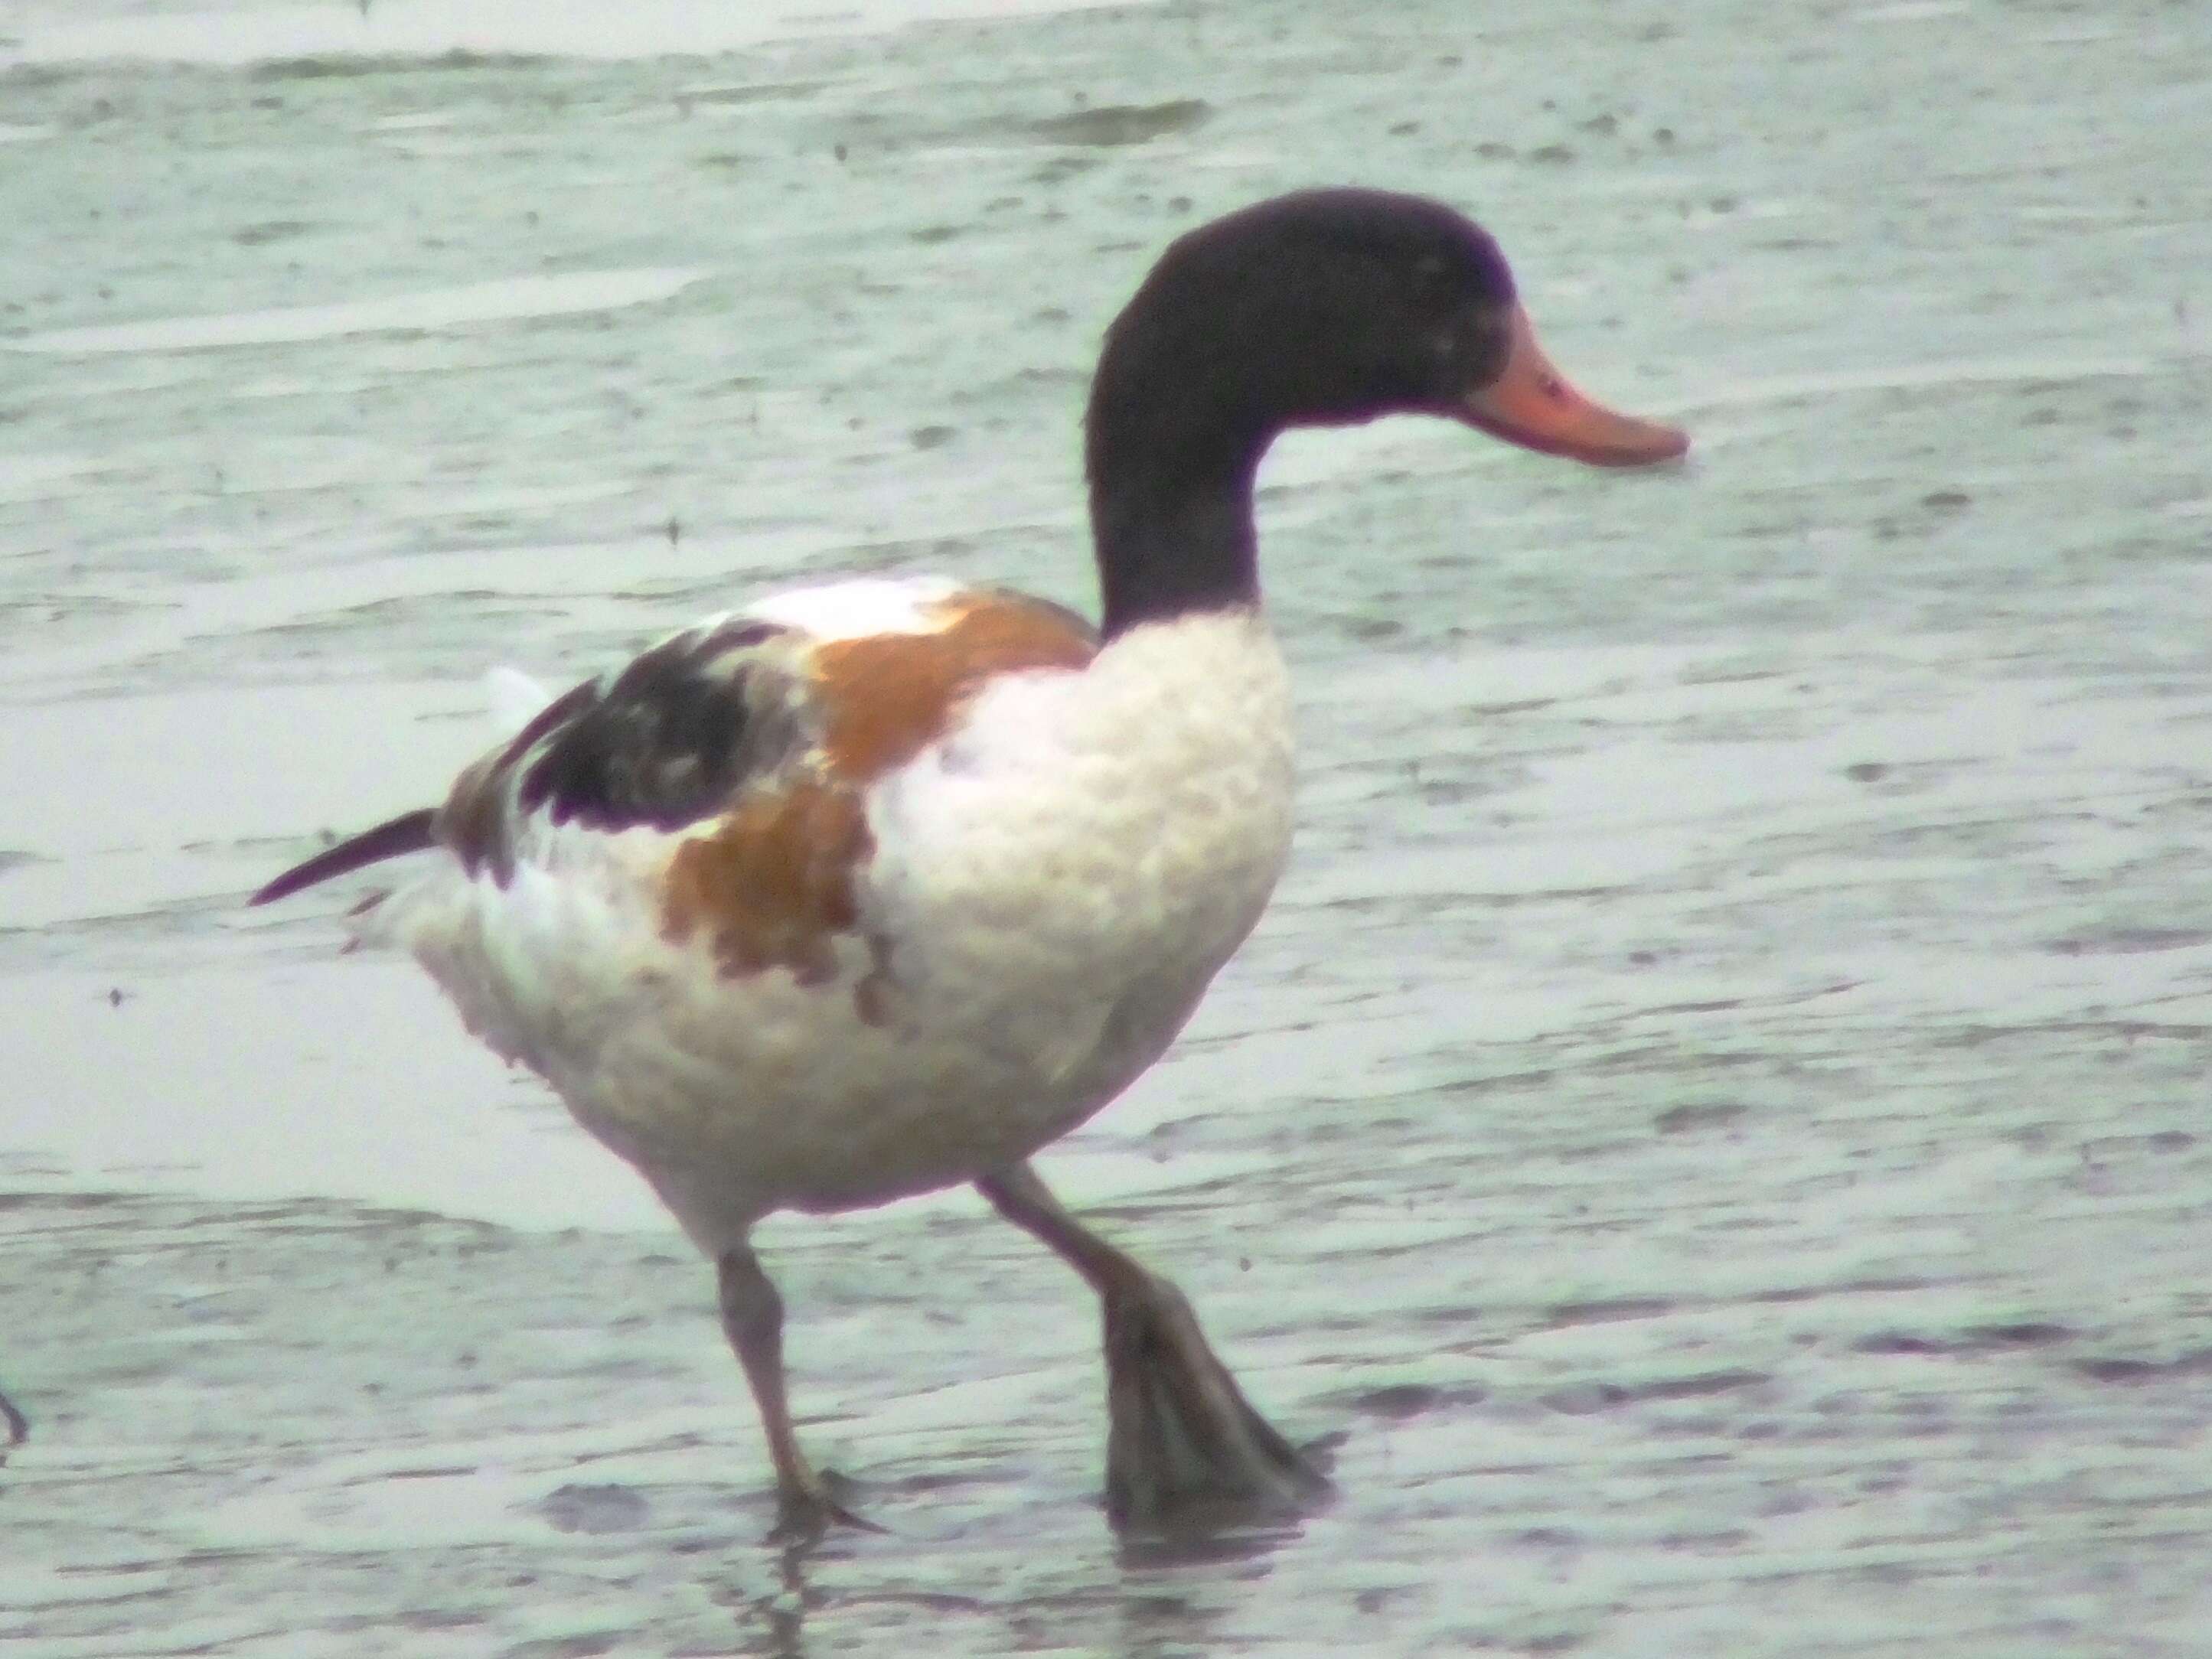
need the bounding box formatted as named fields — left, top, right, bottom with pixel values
left=516, top=619, right=806, bottom=834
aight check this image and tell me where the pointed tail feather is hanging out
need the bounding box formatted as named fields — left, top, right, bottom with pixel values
left=251, top=807, right=439, bottom=906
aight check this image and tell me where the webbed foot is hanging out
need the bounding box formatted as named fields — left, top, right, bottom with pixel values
left=768, top=1465, right=885, bottom=1543
left=1101, top=1270, right=1329, bottom=1529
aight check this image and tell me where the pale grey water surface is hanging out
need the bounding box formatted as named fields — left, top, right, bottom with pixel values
left=4, top=0, right=2211, bottom=1653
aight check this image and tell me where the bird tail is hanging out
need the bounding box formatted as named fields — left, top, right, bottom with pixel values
left=250, top=807, right=439, bottom=906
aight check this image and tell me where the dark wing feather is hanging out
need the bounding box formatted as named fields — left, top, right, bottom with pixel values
left=517, top=619, right=808, bottom=832
left=446, top=617, right=818, bottom=882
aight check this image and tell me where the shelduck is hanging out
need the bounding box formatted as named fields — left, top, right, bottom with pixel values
left=254, top=188, right=1688, bottom=1535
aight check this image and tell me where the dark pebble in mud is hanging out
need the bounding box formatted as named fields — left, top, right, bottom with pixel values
left=1542, top=1370, right=1770, bottom=1416
left=2071, top=1349, right=2212, bottom=1385
left=1653, top=1100, right=1748, bottom=1134
left=1030, top=98, right=1209, bottom=146
left=539, top=1482, right=653, bottom=1534
left=233, top=218, right=312, bottom=246
left=1546, top=1297, right=1675, bottom=1328
left=2045, top=927, right=2212, bottom=956
left=687, top=79, right=830, bottom=106
left=249, top=50, right=553, bottom=82
left=1969, top=1322, right=2075, bottom=1348
left=1346, top=1381, right=1489, bottom=1420
left=1855, top=1323, right=2073, bottom=1358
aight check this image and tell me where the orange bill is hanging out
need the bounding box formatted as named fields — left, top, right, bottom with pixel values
left=1460, top=305, right=1689, bottom=467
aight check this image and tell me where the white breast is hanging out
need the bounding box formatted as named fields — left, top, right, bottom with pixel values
left=868, top=606, right=1294, bottom=1103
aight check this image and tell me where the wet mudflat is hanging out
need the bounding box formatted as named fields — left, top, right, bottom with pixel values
left=4, top=0, right=2211, bottom=1652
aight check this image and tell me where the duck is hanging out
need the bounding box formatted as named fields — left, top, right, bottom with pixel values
left=253, top=187, right=1688, bottom=1537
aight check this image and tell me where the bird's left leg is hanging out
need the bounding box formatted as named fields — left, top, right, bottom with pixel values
left=716, top=1241, right=879, bottom=1540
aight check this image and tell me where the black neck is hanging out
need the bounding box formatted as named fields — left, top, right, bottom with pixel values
left=1090, top=442, right=1266, bottom=640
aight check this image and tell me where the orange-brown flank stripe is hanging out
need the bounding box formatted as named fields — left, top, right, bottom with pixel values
left=663, top=780, right=873, bottom=983
left=811, top=592, right=1098, bottom=782
left=662, top=592, right=1097, bottom=983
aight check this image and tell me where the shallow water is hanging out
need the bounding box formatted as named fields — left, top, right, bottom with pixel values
left=4, top=0, right=2211, bottom=1652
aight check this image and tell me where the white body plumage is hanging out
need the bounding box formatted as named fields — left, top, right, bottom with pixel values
left=372, top=588, right=1294, bottom=1258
